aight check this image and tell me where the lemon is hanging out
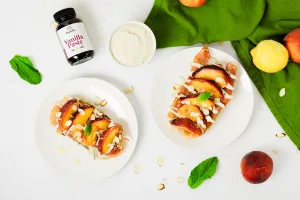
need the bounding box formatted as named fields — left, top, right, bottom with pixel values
left=250, top=40, right=289, bottom=73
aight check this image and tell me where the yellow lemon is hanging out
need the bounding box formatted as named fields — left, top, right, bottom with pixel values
left=250, top=40, right=289, bottom=73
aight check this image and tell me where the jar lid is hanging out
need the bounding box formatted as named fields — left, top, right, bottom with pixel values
left=53, top=8, right=76, bottom=21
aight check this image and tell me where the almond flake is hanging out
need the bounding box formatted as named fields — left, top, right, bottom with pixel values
left=75, top=124, right=83, bottom=130
left=77, top=137, right=82, bottom=143
left=279, top=88, right=286, bottom=97
left=78, top=109, right=85, bottom=115
left=215, top=77, right=224, bottom=83
left=94, top=97, right=102, bottom=106
left=273, top=149, right=279, bottom=154
left=176, top=177, right=185, bottom=183
left=74, top=159, right=81, bottom=164
left=276, top=132, right=286, bottom=138
left=58, top=146, right=65, bottom=153
left=50, top=21, right=58, bottom=28
left=134, top=163, right=141, bottom=175
left=157, top=156, right=164, bottom=167
left=65, top=120, right=72, bottom=127
left=55, top=112, right=62, bottom=118
left=90, top=114, right=96, bottom=121
left=124, top=86, right=135, bottom=94
left=100, top=99, right=108, bottom=107
left=157, top=184, right=165, bottom=190
left=72, top=105, right=78, bottom=111
left=74, top=131, right=82, bottom=138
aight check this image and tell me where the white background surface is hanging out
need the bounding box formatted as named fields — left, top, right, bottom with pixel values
left=0, top=0, right=299, bottom=199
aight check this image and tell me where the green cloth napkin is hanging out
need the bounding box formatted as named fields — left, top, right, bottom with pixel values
left=145, top=0, right=300, bottom=149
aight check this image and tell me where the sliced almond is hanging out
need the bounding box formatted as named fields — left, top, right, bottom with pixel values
left=157, top=184, right=165, bottom=190
left=65, top=120, right=72, bottom=127
left=124, top=86, right=135, bottom=94
left=134, top=163, right=141, bottom=175
left=100, top=99, right=108, bottom=107
left=90, top=114, right=96, bottom=121
left=279, top=88, right=286, bottom=97
left=273, top=149, right=279, bottom=154
left=75, top=124, right=84, bottom=130
left=50, top=21, right=58, bottom=28
left=55, top=112, right=62, bottom=118
left=162, top=178, right=167, bottom=185
left=72, top=105, right=78, bottom=111
left=77, top=137, right=83, bottom=143
left=276, top=133, right=286, bottom=138
left=94, top=97, right=102, bottom=106
left=74, top=131, right=82, bottom=138
left=157, top=156, right=164, bottom=167
left=58, top=146, right=65, bottom=153
left=74, top=159, right=81, bottom=164
left=81, top=97, right=91, bottom=104
left=78, top=109, right=85, bottom=115
left=176, top=177, right=185, bottom=183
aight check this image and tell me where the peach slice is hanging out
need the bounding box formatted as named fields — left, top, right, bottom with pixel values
left=170, top=118, right=203, bottom=136
left=59, top=99, right=78, bottom=131
left=83, top=118, right=111, bottom=146
left=177, top=105, right=204, bottom=122
left=99, top=126, right=123, bottom=154
left=189, top=79, right=223, bottom=99
left=181, top=95, right=215, bottom=110
left=192, top=65, right=230, bottom=88
left=72, top=105, right=94, bottom=126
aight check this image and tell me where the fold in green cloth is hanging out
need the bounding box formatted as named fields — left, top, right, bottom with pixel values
left=145, top=0, right=300, bottom=149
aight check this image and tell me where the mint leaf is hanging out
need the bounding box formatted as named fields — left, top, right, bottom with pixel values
left=84, top=123, right=92, bottom=136
left=9, top=55, right=42, bottom=85
left=188, top=157, right=218, bottom=189
left=197, top=92, right=211, bottom=102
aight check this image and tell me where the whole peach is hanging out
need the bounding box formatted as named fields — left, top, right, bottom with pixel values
left=241, top=151, right=273, bottom=184
left=284, top=28, right=300, bottom=64
left=179, top=0, right=207, bottom=8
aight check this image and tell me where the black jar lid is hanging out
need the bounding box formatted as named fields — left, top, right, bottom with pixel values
left=54, top=8, right=76, bottom=22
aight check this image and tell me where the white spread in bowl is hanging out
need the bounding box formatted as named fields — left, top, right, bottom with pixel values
left=110, top=21, right=156, bottom=67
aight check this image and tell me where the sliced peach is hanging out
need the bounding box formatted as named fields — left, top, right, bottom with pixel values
left=92, top=118, right=111, bottom=130
left=82, top=118, right=111, bottom=146
left=72, top=105, right=94, bottom=126
left=177, top=105, right=204, bottom=122
left=181, top=95, right=215, bottom=110
left=59, top=99, right=78, bottom=131
left=99, top=126, right=123, bottom=154
left=192, top=65, right=230, bottom=88
left=107, top=147, right=122, bottom=157
left=170, top=118, right=203, bottom=136
left=189, top=79, right=223, bottom=99
left=69, top=127, right=83, bottom=138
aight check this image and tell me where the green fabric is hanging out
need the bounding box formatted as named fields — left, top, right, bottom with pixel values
left=145, top=0, right=300, bottom=149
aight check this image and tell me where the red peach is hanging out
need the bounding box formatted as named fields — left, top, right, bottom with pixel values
left=284, top=28, right=300, bottom=64
left=241, top=151, right=273, bottom=184
left=179, top=0, right=207, bottom=8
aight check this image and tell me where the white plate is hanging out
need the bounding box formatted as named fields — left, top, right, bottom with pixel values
left=151, top=47, right=254, bottom=151
left=35, top=78, right=138, bottom=181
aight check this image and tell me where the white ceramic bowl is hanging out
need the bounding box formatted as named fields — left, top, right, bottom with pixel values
left=110, top=21, right=156, bottom=67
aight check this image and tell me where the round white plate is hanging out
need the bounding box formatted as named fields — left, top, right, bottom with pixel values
left=151, top=47, right=254, bottom=151
left=35, top=78, right=138, bottom=181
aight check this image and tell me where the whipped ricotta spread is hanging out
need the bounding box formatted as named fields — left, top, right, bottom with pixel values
left=110, top=23, right=153, bottom=67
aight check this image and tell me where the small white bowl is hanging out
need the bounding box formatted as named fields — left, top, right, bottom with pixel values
left=109, top=21, right=156, bottom=67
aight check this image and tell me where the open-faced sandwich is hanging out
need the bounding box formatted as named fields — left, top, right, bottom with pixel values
left=50, top=97, right=126, bottom=159
left=168, top=45, right=237, bottom=138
